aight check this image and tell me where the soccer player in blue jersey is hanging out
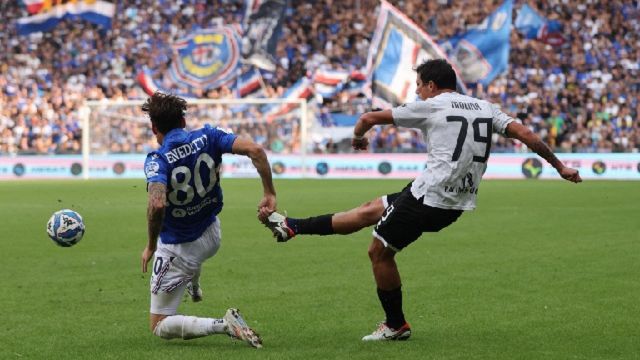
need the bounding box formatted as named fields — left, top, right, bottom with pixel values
left=141, top=92, right=274, bottom=348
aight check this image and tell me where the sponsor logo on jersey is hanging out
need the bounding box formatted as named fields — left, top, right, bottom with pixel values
left=172, top=208, right=187, bottom=218
left=184, top=196, right=218, bottom=216
left=443, top=185, right=479, bottom=194
left=145, top=161, right=160, bottom=178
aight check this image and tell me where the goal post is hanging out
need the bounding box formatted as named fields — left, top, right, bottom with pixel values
left=81, top=98, right=309, bottom=180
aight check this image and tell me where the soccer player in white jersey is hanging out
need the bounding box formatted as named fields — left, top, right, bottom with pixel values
left=141, top=92, right=277, bottom=348
left=263, top=59, right=581, bottom=341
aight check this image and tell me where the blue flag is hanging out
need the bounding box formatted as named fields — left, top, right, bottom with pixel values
left=442, top=0, right=513, bottom=86
left=515, top=4, right=564, bottom=45
left=514, top=4, right=546, bottom=39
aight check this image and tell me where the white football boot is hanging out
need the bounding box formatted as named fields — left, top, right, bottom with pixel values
left=362, top=322, right=411, bottom=341
left=224, top=308, right=263, bottom=348
left=262, top=212, right=295, bottom=242
left=186, top=282, right=203, bottom=302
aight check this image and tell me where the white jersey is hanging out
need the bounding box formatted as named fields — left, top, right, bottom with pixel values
left=391, top=92, right=516, bottom=210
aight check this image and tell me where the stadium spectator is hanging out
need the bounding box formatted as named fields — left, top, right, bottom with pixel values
left=0, top=0, right=638, bottom=155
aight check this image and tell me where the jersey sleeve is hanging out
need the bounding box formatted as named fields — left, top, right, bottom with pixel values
left=491, top=103, right=517, bottom=135
left=205, top=124, right=237, bottom=154
left=144, top=153, right=169, bottom=185
left=391, top=102, right=431, bottom=128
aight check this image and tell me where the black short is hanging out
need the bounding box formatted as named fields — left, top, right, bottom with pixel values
left=375, top=185, right=463, bottom=251
left=383, top=182, right=411, bottom=207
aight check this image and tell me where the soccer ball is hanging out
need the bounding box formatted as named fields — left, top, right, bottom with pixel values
left=46, top=209, right=85, bottom=247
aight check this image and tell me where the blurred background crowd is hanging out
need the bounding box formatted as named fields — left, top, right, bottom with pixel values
left=0, top=0, right=638, bottom=155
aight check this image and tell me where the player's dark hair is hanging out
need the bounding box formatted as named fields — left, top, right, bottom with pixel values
left=141, top=92, right=187, bottom=134
left=415, top=59, right=457, bottom=90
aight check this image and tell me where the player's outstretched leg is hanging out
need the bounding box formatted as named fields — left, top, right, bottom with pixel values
left=262, top=197, right=387, bottom=241
left=223, top=308, right=263, bottom=348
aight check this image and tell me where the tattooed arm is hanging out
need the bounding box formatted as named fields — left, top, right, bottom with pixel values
left=142, top=182, right=167, bottom=273
left=505, top=122, right=582, bottom=183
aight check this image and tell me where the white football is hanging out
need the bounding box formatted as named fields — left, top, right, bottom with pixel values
left=46, top=209, right=85, bottom=247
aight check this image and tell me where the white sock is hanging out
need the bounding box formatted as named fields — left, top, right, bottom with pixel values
left=153, top=315, right=227, bottom=340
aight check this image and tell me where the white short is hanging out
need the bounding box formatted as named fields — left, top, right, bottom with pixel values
left=150, top=219, right=221, bottom=315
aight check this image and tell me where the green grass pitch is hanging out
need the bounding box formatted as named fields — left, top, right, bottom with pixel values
left=1, top=179, right=638, bottom=359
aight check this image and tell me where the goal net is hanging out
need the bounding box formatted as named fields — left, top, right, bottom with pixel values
left=81, top=98, right=308, bottom=179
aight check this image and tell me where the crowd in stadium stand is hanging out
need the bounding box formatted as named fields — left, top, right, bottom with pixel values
left=0, top=0, right=638, bottom=155
left=89, top=102, right=302, bottom=155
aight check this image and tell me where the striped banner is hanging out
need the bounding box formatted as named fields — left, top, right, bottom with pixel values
left=365, top=0, right=466, bottom=108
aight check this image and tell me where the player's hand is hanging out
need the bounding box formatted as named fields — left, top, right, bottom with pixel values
left=141, top=245, right=155, bottom=273
left=352, top=136, right=369, bottom=151
left=257, top=194, right=276, bottom=222
left=559, top=166, right=582, bottom=183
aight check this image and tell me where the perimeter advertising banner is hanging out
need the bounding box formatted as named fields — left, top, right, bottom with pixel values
left=1, top=154, right=639, bottom=180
